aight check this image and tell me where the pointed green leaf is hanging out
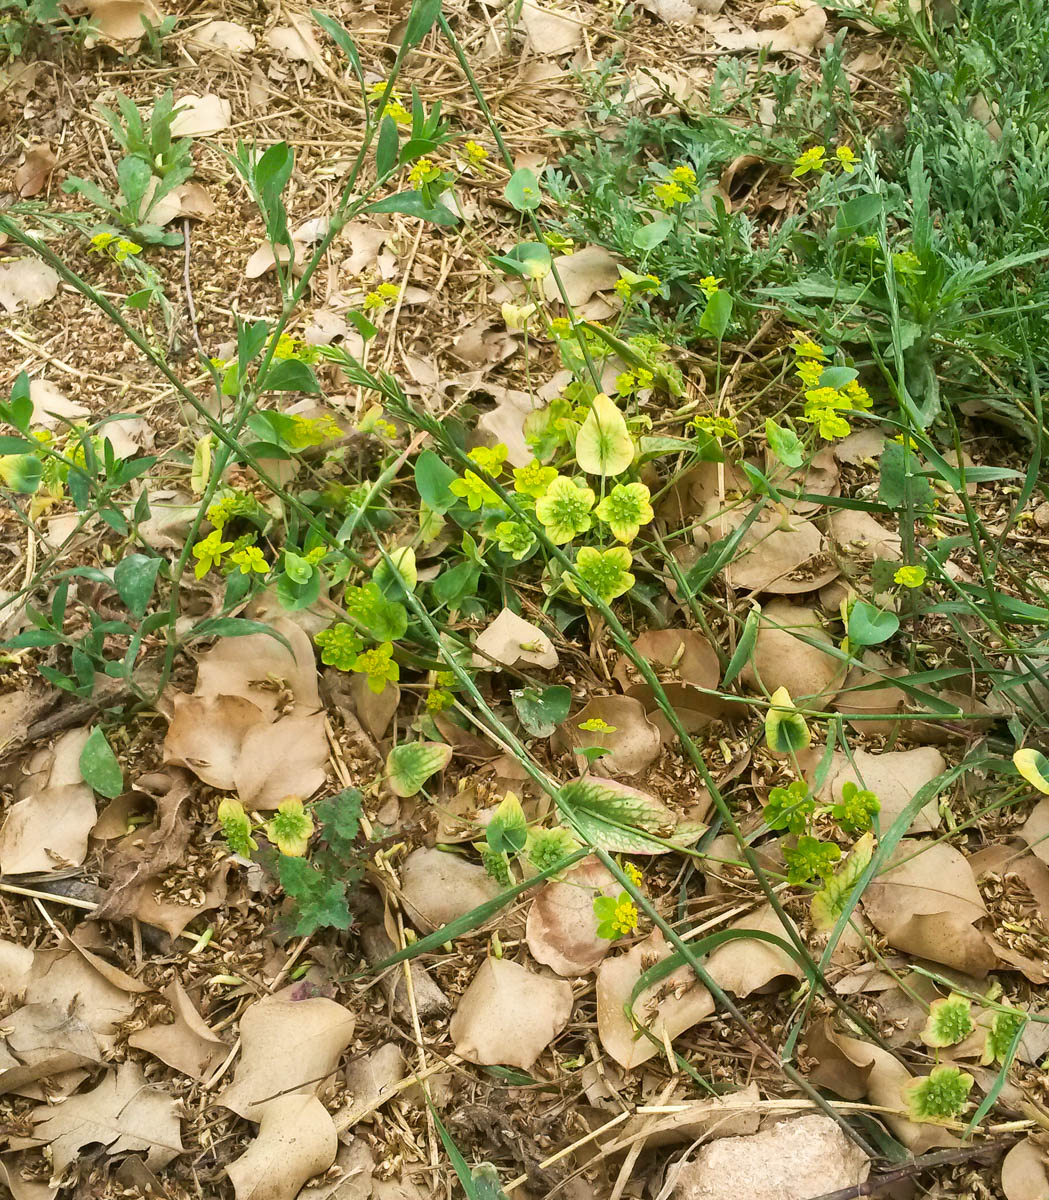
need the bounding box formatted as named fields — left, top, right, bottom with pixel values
left=386, top=741, right=452, bottom=797
left=80, top=726, right=124, bottom=798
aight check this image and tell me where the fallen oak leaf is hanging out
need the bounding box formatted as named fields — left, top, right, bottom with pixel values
left=15, top=145, right=56, bottom=198
left=128, top=980, right=226, bottom=1079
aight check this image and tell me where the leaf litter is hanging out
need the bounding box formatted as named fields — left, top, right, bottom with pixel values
left=2, top=0, right=1049, bottom=1197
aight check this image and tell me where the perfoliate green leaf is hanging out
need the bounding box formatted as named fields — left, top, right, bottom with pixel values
left=810, top=831, right=875, bottom=930
left=574, top=393, right=634, bottom=477
left=345, top=581, right=408, bottom=641
left=764, top=687, right=811, bottom=753
left=904, top=1065, right=973, bottom=1124
left=557, top=776, right=679, bottom=855
left=79, top=726, right=124, bottom=799
left=504, top=167, right=542, bottom=212
left=218, top=797, right=258, bottom=856
left=920, top=993, right=974, bottom=1048
left=386, top=741, right=453, bottom=797
left=373, top=545, right=418, bottom=595
left=485, top=791, right=528, bottom=856
left=848, top=600, right=899, bottom=647
left=1014, top=747, right=1049, bottom=795
left=765, top=419, right=805, bottom=469
left=0, top=453, right=43, bottom=494
left=265, top=797, right=314, bottom=857
left=511, top=685, right=572, bottom=737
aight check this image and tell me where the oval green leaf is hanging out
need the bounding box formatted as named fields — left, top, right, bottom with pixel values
left=574, top=393, right=634, bottom=477
left=386, top=741, right=453, bottom=797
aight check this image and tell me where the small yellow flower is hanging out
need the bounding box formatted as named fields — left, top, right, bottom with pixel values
left=894, top=565, right=927, bottom=588
left=795, top=360, right=824, bottom=387
left=229, top=545, right=269, bottom=575
left=578, top=717, right=617, bottom=733
left=693, top=414, right=739, bottom=439
left=836, top=145, right=857, bottom=172
left=793, top=146, right=827, bottom=177
left=652, top=180, right=690, bottom=208
left=408, top=157, right=441, bottom=188
left=192, top=530, right=234, bottom=579
left=623, top=861, right=643, bottom=887
left=794, top=338, right=827, bottom=360
left=670, top=164, right=697, bottom=187
left=467, top=443, right=509, bottom=474
left=699, top=275, right=722, bottom=298
left=463, top=140, right=488, bottom=168
left=611, top=897, right=639, bottom=935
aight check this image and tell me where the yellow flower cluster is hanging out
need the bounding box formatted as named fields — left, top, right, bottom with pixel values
left=792, top=145, right=858, bottom=177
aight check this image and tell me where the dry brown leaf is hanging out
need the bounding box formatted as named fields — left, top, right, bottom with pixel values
left=0, top=940, right=34, bottom=1001
left=28, top=379, right=90, bottom=428
left=670, top=1114, right=868, bottom=1200
left=557, top=695, right=661, bottom=776
left=0, top=1003, right=102, bottom=1096
left=23, top=937, right=148, bottom=1042
left=130, top=858, right=230, bottom=938
left=710, top=504, right=838, bottom=595
left=476, top=388, right=542, bottom=465
left=828, top=508, right=903, bottom=561
left=128, top=981, right=226, bottom=1079
left=596, top=931, right=713, bottom=1069
left=519, top=0, right=582, bottom=54
left=0, top=258, right=60, bottom=313
left=84, top=0, right=161, bottom=45
left=702, top=0, right=826, bottom=53
left=15, top=145, right=56, bottom=198
left=1001, top=1136, right=1049, bottom=1200
left=266, top=21, right=327, bottom=69
left=399, top=847, right=503, bottom=934
left=834, top=428, right=886, bottom=464
left=862, top=840, right=992, bottom=973
left=833, top=665, right=909, bottom=736
left=187, top=18, right=255, bottom=55
left=193, top=619, right=321, bottom=715
left=1020, top=798, right=1049, bottom=865
left=0, top=728, right=96, bottom=874
left=25, top=1061, right=182, bottom=1175
left=525, top=858, right=620, bottom=976
left=170, top=93, right=231, bottom=136
left=806, top=746, right=945, bottom=834
left=344, top=1042, right=405, bottom=1115
left=542, top=245, right=620, bottom=306
left=741, top=600, right=845, bottom=703
left=613, top=628, right=720, bottom=693
left=165, top=181, right=217, bottom=221
left=163, top=693, right=266, bottom=790
left=472, top=607, right=558, bottom=670
left=705, top=904, right=805, bottom=997
left=0, top=1154, right=57, bottom=1200
left=449, top=957, right=573, bottom=1069
left=349, top=674, right=399, bottom=741
left=226, top=1093, right=336, bottom=1200
left=219, top=991, right=355, bottom=1121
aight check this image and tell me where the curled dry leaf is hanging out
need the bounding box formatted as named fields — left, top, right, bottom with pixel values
left=187, top=19, right=256, bottom=55
left=596, top=931, right=713, bottom=1069
left=449, top=957, right=574, bottom=1069
left=0, top=258, right=60, bottom=313
left=265, top=19, right=328, bottom=70
left=219, top=991, right=355, bottom=1121
left=472, top=607, right=558, bottom=670
left=193, top=620, right=321, bottom=716
left=24, top=1061, right=182, bottom=1175
left=705, top=904, right=805, bottom=997
left=558, top=695, right=661, bottom=776
left=1001, top=1137, right=1049, bottom=1200
left=612, top=628, right=720, bottom=694
left=0, top=940, right=34, bottom=1002
left=525, top=857, right=620, bottom=975
left=519, top=0, right=583, bottom=54
left=399, top=847, right=503, bottom=934
left=163, top=693, right=267, bottom=791
left=804, top=746, right=945, bottom=833
left=349, top=673, right=399, bottom=741
left=0, top=728, right=96, bottom=875
left=741, top=600, right=845, bottom=703
left=226, top=1094, right=336, bottom=1200
left=862, top=840, right=992, bottom=974
left=542, top=245, right=620, bottom=307
left=709, top=504, right=839, bottom=595
left=127, top=981, right=226, bottom=1079
left=670, top=1114, right=868, bottom=1200
left=169, top=93, right=231, bottom=137
left=15, top=145, right=56, bottom=198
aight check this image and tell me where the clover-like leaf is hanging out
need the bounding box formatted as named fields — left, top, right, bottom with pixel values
left=386, top=741, right=453, bottom=797
left=574, top=393, right=634, bottom=477
left=218, top=797, right=258, bottom=857
left=904, top=1065, right=974, bottom=1125
left=831, top=780, right=880, bottom=834
left=764, top=686, right=811, bottom=753
left=265, top=796, right=314, bottom=857
left=763, top=779, right=814, bottom=834
left=811, top=831, right=874, bottom=931
left=783, top=834, right=840, bottom=885
left=921, top=993, right=974, bottom=1049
